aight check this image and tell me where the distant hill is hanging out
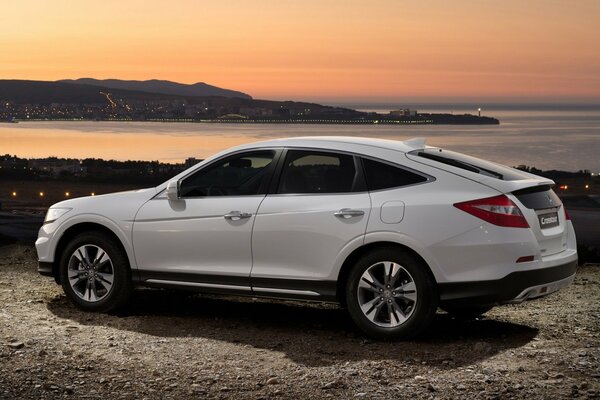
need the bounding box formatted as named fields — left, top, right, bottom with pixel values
left=0, top=80, right=186, bottom=104
left=0, top=79, right=498, bottom=125
left=0, top=80, right=351, bottom=114
left=59, top=78, right=252, bottom=99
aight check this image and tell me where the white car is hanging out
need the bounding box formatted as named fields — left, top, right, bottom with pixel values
left=36, top=137, right=577, bottom=339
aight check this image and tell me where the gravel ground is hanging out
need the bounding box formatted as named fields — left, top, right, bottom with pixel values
left=1, top=245, right=599, bottom=399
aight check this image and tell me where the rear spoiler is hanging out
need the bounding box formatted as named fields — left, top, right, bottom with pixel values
left=405, top=149, right=555, bottom=194
left=402, top=137, right=428, bottom=150
left=476, top=176, right=555, bottom=194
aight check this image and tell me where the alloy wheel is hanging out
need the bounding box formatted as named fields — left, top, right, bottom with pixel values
left=357, top=261, right=417, bottom=327
left=67, top=244, right=114, bottom=302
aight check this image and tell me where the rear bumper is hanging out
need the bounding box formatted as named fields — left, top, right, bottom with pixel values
left=438, top=259, right=577, bottom=307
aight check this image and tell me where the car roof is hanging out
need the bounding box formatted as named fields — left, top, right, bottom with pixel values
left=236, top=136, right=428, bottom=153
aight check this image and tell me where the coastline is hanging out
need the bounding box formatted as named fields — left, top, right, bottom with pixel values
left=4, top=114, right=500, bottom=125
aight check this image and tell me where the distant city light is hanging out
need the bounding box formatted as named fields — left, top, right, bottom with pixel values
left=585, top=184, right=589, bottom=189
left=65, top=192, right=70, bottom=197
left=12, top=191, right=17, bottom=197
left=91, top=192, right=95, bottom=196
left=559, top=185, right=568, bottom=190
left=39, top=191, right=45, bottom=197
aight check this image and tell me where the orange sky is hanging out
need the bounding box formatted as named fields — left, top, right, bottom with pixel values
left=1, top=0, right=599, bottom=102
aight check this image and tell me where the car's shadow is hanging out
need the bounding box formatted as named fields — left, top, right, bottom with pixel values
left=47, top=289, right=538, bottom=367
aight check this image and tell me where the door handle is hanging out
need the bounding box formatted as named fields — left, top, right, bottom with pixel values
left=223, top=211, right=252, bottom=220
left=334, top=208, right=365, bottom=218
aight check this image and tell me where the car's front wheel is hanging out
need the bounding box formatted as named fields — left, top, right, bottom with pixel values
left=59, top=231, right=132, bottom=312
left=345, top=247, right=437, bottom=340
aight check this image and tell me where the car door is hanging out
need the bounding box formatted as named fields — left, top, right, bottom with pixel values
left=132, top=149, right=280, bottom=289
left=250, top=149, right=371, bottom=298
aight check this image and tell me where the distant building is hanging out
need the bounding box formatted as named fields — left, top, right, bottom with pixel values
left=239, top=107, right=273, bottom=117
left=390, top=109, right=417, bottom=117
left=29, top=158, right=82, bottom=177
left=185, top=157, right=199, bottom=168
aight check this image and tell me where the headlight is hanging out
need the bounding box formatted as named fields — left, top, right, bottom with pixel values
left=44, top=208, right=72, bottom=224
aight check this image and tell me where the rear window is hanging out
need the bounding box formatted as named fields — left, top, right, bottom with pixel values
left=414, top=149, right=527, bottom=181
left=513, top=186, right=562, bottom=210
left=362, top=158, right=427, bottom=191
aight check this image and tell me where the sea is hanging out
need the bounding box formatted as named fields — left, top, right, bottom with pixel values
left=1, top=104, right=599, bottom=172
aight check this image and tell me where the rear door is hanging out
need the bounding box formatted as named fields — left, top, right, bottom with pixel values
left=250, top=149, right=370, bottom=297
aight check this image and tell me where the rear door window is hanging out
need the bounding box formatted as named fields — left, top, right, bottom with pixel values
left=277, top=150, right=362, bottom=194
left=362, top=158, right=427, bottom=191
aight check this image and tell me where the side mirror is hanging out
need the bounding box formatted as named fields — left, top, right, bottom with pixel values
left=165, top=180, right=180, bottom=201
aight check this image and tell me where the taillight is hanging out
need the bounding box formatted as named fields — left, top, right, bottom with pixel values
left=454, top=194, right=529, bottom=228
left=563, top=206, right=571, bottom=220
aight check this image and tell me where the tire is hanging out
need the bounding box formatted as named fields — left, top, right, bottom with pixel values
left=442, top=305, right=493, bottom=320
left=345, top=247, right=437, bottom=340
left=59, top=231, right=132, bottom=312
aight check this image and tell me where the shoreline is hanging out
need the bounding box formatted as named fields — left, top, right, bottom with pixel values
left=3, top=117, right=499, bottom=125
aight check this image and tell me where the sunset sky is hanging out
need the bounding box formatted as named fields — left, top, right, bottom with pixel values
left=1, top=0, right=599, bottom=102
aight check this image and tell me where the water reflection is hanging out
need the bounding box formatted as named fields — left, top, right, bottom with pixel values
left=1, top=109, right=599, bottom=170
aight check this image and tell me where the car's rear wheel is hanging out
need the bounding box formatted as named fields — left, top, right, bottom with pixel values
left=345, top=247, right=437, bottom=340
left=441, top=305, right=493, bottom=319
left=59, top=231, right=132, bottom=312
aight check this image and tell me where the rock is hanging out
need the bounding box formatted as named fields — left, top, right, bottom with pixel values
left=7, top=342, right=24, bottom=349
left=322, top=380, right=345, bottom=390
left=457, top=384, right=467, bottom=390
left=266, top=377, right=279, bottom=385
left=414, top=375, right=427, bottom=381
left=427, top=383, right=437, bottom=392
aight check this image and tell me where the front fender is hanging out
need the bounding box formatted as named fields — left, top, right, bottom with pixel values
left=36, top=213, right=137, bottom=271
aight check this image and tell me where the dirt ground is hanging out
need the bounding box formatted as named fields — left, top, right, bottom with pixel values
left=0, top=245, right=599, bottom=400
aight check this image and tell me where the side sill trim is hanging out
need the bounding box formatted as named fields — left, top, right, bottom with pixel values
left=144, top=279, right=251, bottom=292
left=136, top=269, right=338, bottom=301
left=252, top=287, right=320, bottom=296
